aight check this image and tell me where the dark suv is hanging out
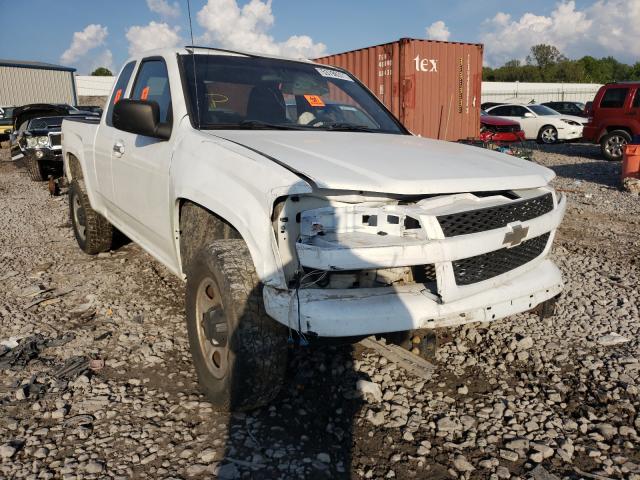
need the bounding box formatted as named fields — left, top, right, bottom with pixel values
left=583, top=82, right=640, bottom=161
left=541, top=101, right=586, bottom=117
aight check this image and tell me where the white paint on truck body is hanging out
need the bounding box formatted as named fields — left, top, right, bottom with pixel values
left=62, top=47, right=566, bottom=338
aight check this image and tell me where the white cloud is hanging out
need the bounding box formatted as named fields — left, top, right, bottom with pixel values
left=146, top=0, right=180, bottom=18
left=481, top=0, right=640, bottom=66
left=60, top=24, right=109, bottom=65
left=89, top=49, right=114, bottom=73
left=426, top=20, right=450, bottom=41
left=197, top=0, right=327, bottom=59
left=125, top=21, right=182, bottom=57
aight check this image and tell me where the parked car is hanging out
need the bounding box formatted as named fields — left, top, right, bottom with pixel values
left=0, top=107, right=15, bottom=140
left=481, top=101, right=504, bottom=111
left=480, top=110, right=525, bottom=143
left=10, top=104, right=98, bottom=180
left=541, top=101, right=587, bottom=117
left=583, top=82, right=640, bottom=161
left=62, top=47, right=566, bottom=411
left=486, top=103, right=586, bottom=144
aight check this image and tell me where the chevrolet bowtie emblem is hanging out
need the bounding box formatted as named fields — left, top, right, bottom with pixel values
left=503, top=224, right=529, bottom=247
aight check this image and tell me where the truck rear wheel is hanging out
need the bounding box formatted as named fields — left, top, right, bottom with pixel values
left=185, top=239, right=288, bottom=411
left=26, top=156, right=45, bottom=181
left=69, top=180, right=113, bottom=254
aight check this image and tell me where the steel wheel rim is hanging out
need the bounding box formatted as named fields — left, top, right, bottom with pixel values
left=605, top=135, right=626, bottom=157
left=195, top=277, right=229, bottom=379
left=72, top=193, right=86, bottom=241
left=541, top=128, right=557, bottom=143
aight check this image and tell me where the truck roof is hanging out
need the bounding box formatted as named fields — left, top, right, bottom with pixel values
left=133, top=45, right=315, bottom=65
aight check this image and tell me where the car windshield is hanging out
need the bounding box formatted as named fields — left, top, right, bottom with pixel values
left=179, top=53, right=405, bottom=134
left=28, top=116, right=64, bottom=129
left=529, top=105, right=559, bottom=116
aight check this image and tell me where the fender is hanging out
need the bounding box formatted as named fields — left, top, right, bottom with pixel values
left=170, top=132, right=312, bottom=289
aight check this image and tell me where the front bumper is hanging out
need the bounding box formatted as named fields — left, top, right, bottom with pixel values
left=265, top=192, right=567, bottom=337
left=557, top=126, right=583, bottom=141
left=27, top=148, right=62, bottom=162
left=264, top=259, right=562, bottom=337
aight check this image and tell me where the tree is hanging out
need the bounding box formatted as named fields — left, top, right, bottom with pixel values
left=91, top=67, right=113, bottom=76
left=526, top=44, right=566, bottom=69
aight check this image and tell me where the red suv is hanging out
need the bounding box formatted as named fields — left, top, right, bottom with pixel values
left=583, top=82, right=640, bottom=160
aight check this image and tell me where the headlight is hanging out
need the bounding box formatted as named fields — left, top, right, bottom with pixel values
left=561, top=119, right=580, bottom=126
left=26, top=137, right=38, bottom=148
left=37, top=136, right=50, bottom=147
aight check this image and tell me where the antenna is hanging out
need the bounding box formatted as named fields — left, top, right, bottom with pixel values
left=186, top=0, right=201, bottom=128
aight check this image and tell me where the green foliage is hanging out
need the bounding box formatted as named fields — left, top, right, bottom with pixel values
left=483, top=44, right=640, bottom=83
left=91, top=67, right=113, bottom=76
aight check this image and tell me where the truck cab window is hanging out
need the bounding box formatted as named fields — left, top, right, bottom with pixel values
left=106, top=61, right=136, bottom=127
left=131, top=59, right=172, bottom=124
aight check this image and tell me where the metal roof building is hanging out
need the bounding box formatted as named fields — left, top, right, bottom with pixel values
left=0, top=59, right=77, bottom=107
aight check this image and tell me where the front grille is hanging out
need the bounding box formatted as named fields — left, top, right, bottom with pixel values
left=494, top=124, right=520, bottom=133
left=437, top=193, right=554, bottom=237
left=452, top=233, right=550, bottom=286
left=49, top=134, right=61, bottom=147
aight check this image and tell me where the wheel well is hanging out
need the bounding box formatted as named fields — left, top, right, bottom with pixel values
left=539, top=124, right=556, bottom=133
left=67, top=153, right=83, bottom=181
left=604, top=126, right=632, bottom=137
left=178, top=200, right=242, bottom=272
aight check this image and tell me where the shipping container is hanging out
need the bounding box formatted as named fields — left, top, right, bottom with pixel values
left=315, top=38, right=483, bottom=141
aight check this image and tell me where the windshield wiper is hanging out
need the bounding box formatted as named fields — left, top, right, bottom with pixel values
left=231, top=120, right=304, bottom=130
left=322, top=123, right=376, bottom=132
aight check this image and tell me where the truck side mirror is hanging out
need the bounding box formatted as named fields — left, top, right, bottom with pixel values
left=523, top=112, right=534, bottom=118
left=112, top=99, right=171, bottom=140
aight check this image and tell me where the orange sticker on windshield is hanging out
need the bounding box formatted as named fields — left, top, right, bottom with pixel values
left=141, top=86, right=150, bottom=101
left=304, top=95, right=325, bottom=107
left=113, top=89, right=122, bottom=104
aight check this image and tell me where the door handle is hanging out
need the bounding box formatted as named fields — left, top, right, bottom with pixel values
left=113, top=142, right=125, bottom=157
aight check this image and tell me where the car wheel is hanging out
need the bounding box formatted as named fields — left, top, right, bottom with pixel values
left=600, top=130, right=631, bottom=161
left=69, top=180, right=113, bottom=254
left=185, top=239, right=288, bottom=412
left=538, top=125, right=558, bottom=144
left=26, top=155, right=45, bottom=181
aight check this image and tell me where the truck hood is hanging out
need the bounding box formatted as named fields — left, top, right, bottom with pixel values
left=208, top=131, right=555, bottom=195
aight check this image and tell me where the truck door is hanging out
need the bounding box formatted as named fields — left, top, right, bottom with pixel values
left=109, top=57, right=176, bottom=263
left=93, top=61, right=136, bottom=206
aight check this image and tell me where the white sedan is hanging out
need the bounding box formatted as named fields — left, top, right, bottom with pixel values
left=486, top=104, right=586, bottom=144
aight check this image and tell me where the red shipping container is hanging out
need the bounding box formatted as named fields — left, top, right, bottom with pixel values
left=315, top=38, right=483, bottom=141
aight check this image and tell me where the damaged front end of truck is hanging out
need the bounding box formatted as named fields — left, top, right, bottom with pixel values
left=264, top=186, right=567, bottom=338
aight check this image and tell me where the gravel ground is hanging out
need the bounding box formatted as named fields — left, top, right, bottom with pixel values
left=0, top=142, right=639, bottom=480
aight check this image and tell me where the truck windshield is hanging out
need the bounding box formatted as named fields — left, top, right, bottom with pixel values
left=179, top=53, right=406, bottom=134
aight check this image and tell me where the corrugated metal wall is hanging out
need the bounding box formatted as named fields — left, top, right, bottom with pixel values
left=0, top=66, right=76, bottom=106
left=76, top=76, right=116, bottom=96
left=481, top=82, right=602, bottom=104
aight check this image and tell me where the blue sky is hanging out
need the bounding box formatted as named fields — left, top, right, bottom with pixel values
left=0, top=0, right=638, bottom=74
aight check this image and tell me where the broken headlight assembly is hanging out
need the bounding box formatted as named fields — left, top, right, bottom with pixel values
left=273, top=194, right=438, bottom=291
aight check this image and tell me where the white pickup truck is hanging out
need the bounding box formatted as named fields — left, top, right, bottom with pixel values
left=62, top=47, right=566, bottom=411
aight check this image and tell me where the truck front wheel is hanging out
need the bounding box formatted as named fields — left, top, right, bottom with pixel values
left=185, top=240, right=288, bottom=411
left=69, top=180, right=113, bottom=254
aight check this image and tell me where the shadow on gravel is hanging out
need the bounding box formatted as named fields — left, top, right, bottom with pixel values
left=548, top=160, right=621, bottom=188
left=221, top=344, right=365, bottom=479
left=537, top=142, right=603, bottom=161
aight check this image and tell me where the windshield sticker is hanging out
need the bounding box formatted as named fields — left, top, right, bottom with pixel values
left=315, top=67, right=353, bottom=82
left=141, top=86, right=150, bottom=101
left=304, top=94, right=326, bottom=107
left=113, top=89, right=123, bottom=104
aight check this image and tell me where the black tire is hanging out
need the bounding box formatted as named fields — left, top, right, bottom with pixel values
left=69, top=180, right=113, bottom=254
left=537, top=125, right=558, bottom=144
left=185, top=239, right=288, bottom=412
left=26, top=155, right=45, bottom=181
left=600, top=130, right=631, bottom=161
